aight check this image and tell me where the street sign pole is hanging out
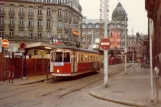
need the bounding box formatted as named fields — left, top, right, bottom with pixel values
left=149, top=18, right=154, bottom=102
left=0, top=37, right=2, bottom=53
left=104, top=0, right=109, bottom=87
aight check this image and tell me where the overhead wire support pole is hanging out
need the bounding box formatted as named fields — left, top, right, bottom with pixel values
left=104, top=0, right=109, bottom=87
left=124, top=14, right=127, bottom=75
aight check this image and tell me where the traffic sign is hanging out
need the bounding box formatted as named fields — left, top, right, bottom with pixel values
left=19, top=42, right=26, bottom=50
left=2, top=39, right=9, bottom=48
left=100, top=38, right=111, bottom=50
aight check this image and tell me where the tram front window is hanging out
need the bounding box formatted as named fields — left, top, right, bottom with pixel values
left=55, top=52, right=63, bottom=62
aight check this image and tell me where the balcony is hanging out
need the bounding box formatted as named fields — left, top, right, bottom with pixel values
left=46, top=26, right=52, bottom=31
left=18, top=12, right=24, bottom=19
left=8, top=24, right=15, bottom=30
left=57, top=28, right=62, bottom=33
left=28, top=25, right=34, bottom=31
left=0, top=11, right=5, bottom=17
left=9, top=12, right=15, bottom=18
left=46, top=15, right=52, bottom=19
left=37, top=14, right=43, bottom=19
left=28, top=13, right=34, bottom=19
left=37, top=26, right=43, bottom=31
left=0, top=24, right=5, bottom=29
left=18, top=25, right=25, bottom=31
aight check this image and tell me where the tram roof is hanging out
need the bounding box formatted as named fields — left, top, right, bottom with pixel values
left=54, top=46, right=100, bottom=54
left=26, top=42, right=100, bottom=53
left=26, top=42, right=55, bottom=50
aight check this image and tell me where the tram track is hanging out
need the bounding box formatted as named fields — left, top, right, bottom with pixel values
left=0, top=64, right=132, bottom=107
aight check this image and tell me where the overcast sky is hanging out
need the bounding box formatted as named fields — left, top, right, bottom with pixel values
left=79, top=0, right=148, bottom=35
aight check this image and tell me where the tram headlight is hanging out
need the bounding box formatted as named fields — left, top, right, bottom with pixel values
left=57, top=69, right=60, bottom=73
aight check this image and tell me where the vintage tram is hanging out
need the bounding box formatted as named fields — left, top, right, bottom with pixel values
left=50, top=47, right=101, bottom=77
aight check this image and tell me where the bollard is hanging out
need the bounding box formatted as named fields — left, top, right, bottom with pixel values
left=154, top=67, right=160, bottom=103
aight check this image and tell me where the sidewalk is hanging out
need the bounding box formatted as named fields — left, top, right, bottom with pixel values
left=90, top=65, right=161, bottom=107
left=0, top=75, right=53, bottom=85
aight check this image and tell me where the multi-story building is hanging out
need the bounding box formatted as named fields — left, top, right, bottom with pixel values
left=0, top=0, right=82, bottom=51
left=146, top=0, right=161, bottom=70
left=82, top=2, right=127, bottom=51
left=127, top=33, right=147, bottom=62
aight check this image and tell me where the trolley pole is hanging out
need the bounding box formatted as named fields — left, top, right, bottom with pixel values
left=149, top=18, right=154, bottom=102
left=104, top=0, right=109, bottom=87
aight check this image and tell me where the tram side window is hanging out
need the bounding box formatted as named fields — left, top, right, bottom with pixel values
left=64, top=52, right=70, bottom=62
left=55, top=52, right=63, bottom=62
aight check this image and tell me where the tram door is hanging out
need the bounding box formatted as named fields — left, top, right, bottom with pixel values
left=71, top=51, right=77, bottom=73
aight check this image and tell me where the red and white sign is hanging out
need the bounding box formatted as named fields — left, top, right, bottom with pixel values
left=100, top=38, right=111, bottom=50
left=2, top=39, right=9, bottom=48
left=19, top=42, right=26, bottom=50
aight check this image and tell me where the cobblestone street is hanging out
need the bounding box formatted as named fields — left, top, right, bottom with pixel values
left=0, top=65, right=130, bottom=107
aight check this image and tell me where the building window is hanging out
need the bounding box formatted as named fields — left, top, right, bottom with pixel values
left=10, top=31, right=14, bottom=36
left=29, top=32, right=33, bottom=38
left=46, top=0, right=51, bottom=3
left=19, top=20, right=24, bottom=26
left=19, top=7, right=24, bottom=13
left=58, top=10, right=62, bottom=17
left=20, top=32, right=23, bottom=37
left=10, top=19, right=14, bottom=25
left=38, top=20, right=42, bottom=27
left=47, top=9, right=51, bottom=16
left=29, top=8, right=33, bottom=14
left=58, top=22, right=62, bottom=28
left=47, top=20, right=51, bottom=28
left=38, top=9, right=42, bottom=15
left=0, top=18, right=4, bottom=25
left=10, top=5, right=14, bottom=13
left=0, top=5, right=4, bottom=12
left=28, top=20, right=34, bottom=26
left=0, top=31, right=4, bottom=36
left=47, top=32, right=51, bottom=38
left=38, top=32, right=42, bottom=38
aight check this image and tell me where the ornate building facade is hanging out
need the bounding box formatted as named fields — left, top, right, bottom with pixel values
left=0, top=0, right=82, bottom=51
left=82, top=2, right=128, bottom=51
left=127, top=33, right=147, bottom=62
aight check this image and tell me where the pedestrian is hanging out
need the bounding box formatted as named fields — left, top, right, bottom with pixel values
left=9, top=71, right=14, bottom=83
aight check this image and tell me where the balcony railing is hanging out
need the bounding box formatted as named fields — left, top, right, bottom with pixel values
left=0, top=11, right=5, bottom=17
left=57, top=28, right=62, bottom=33
left=9, top=12, right=15, bottom=18
left=46, top=26, right=52, bottom=31
left=28, top=25, right=34, bottom=31
left=37, top=14, right=43, bottom=19
left=28, top=13, right=34, bottom=19
left=8, top=24, right=15, bottom=29
left=0, top=24, right=5, bottom=29
left=46, top=15, right=52, bottom=19
left=18, top=12, right=24, bottom=19
left=37, top=26, right=43, bottom=31
left=18, top=25, right=25, bottom=31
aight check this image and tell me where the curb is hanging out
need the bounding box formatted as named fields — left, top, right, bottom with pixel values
left=89, top=91, right=146, bottom=107
left=20, top=78, right=53, bottom=85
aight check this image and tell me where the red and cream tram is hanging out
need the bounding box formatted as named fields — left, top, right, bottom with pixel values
left=50, top=47, right=101, bottom=77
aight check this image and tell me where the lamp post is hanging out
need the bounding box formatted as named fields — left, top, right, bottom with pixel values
left=124, top=14, right=127, bottom=75
left=149, top=18, right=154, bottom=102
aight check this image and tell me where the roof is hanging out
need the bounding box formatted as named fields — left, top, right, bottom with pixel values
left=112, top=2, right=127, bottom=20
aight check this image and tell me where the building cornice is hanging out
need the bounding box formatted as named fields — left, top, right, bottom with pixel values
left=0, top=0, right=83, bottom=17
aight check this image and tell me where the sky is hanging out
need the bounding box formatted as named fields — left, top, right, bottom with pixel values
left=79, top=0, right=148, bottom=35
